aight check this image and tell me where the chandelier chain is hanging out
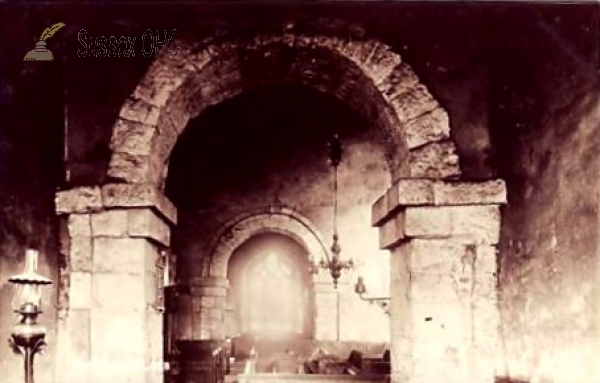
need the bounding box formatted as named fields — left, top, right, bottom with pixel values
left=333, top=162, right=338, bottom=238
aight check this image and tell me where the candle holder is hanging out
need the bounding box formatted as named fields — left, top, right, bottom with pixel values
left=8, top=249, right=52, bottom=383
left=354, top=276, right=390, bottom=315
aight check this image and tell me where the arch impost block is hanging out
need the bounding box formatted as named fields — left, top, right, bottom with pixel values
left=100, top=183, right=177, bottom=225
left=56, top=186, right=104, bottom=214
left=55, top=184, right=177, bottom=225
left=432, top=179, right=507, bottom=206
left=372, top=179, right=507, bottom=228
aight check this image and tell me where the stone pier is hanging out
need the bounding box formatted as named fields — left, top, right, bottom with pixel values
left=373, top=179, right=506, bottom=383
left=54, top=184, right=177, bottom=383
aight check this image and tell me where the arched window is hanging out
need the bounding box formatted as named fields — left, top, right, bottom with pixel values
left=227, top=233, right=314, bottom=339
left=243, top=252, right=303, bottom=336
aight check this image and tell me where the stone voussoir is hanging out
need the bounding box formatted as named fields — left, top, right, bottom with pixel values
left=101, top=183, right=177, bottom=225
left=56, top=187, right=103, bottom=214
left=389, top=83, right=439, bottom=123
left=159, top=98, right=190, bottom=136
left=154, top=114, right=182, bottom=162
left=132, top=67, right=187, bottom=108
left=325, top=38, right=392, bottom=82
left=375, top=62, right=419, bottom=99
left=184, top=44, right=214, bottom=72
left=334, top=38, right=374, bottom=65
left=209, top=260, right=228, bottom=278
left=134, top=38, right=202, bottom=100
left=109, top=118, right=157, bottom=156
left=404, top=107, right=451, bottom=149
left=119, top=97, right=161, bottom=126
left=107, top=152, right=153, bottom=184
left=148, top=152, right=168, bottom=190
left=408, top=140, right=462, bottom=180
left=358, top=41, right=402, bottom=84
left=433, top=179, right=507, bottom=206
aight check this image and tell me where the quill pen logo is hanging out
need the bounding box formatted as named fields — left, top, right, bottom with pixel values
left=24, top=22, right=66, bottom=61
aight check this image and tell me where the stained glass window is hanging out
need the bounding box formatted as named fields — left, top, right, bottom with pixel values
left=242, top=251, right=303, bottom=337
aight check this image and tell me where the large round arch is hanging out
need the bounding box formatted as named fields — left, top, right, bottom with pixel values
left=107, top=30, right=461, bottom=190
left=53, top=24, right=508, bottom=383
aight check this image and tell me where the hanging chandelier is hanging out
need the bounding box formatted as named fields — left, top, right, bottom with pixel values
left=309, top=134, right=354, bottom=288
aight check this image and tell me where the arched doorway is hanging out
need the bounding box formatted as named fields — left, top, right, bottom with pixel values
left=227, top=233, right=314, bottom=340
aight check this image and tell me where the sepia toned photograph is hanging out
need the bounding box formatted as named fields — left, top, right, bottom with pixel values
left=0, top=1, right=598, bottom=383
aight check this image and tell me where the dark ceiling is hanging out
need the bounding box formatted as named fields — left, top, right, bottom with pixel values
left=166, top=83, right=367, bottom=207
left=0, top=1, right=597, bottom=188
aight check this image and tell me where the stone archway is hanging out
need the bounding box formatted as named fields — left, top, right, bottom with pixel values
left=53, top=26, right=505, bottom=383
left=208, top=207, right=328, bottom=278
left=190, top=207, right=340, bottom=341
left=106, top=32, right=460, bottom=188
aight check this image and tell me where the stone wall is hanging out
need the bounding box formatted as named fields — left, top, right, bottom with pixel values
left=491, top=6, right=600, bottom=382
left=54, top=184, right=176, bottom=383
